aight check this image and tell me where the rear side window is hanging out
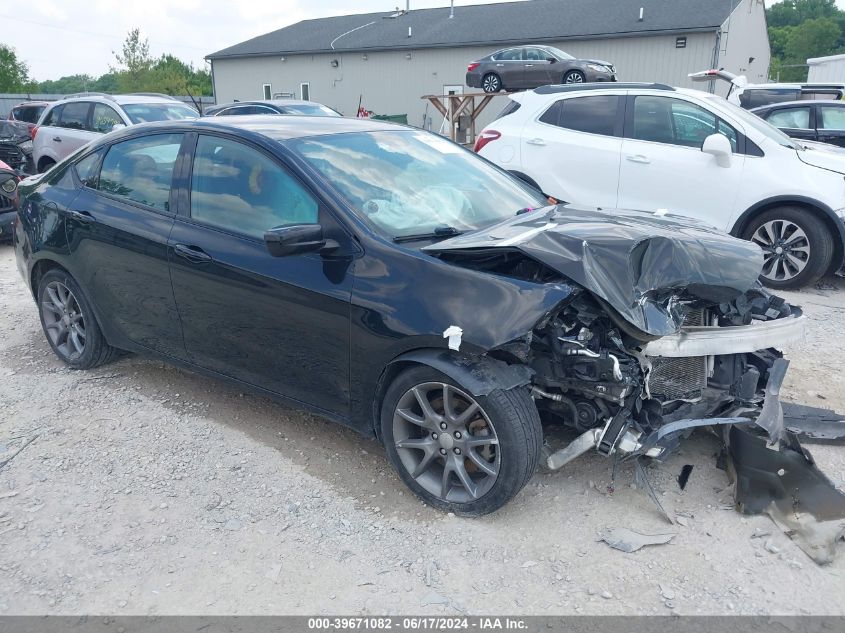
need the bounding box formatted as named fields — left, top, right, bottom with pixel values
left=97, top=133, right=183, bottom=211
left=494, top=100, right=521, bottom=121
left=766, top=106, right=811, bottom=129
left=74, top=150, right=104, bottom=188
left=59, top=102, right=91, bottom=130
left=540, top=95, right=620, bottom=136
left=493, top=49, right=522, bottom=61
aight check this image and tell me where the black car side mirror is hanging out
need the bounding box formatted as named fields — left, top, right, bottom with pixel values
left=547, top=57, right=557, bottom=63
left=0, top=170, right=18, bottom=199
left=264, top=224, right=339, bottom=257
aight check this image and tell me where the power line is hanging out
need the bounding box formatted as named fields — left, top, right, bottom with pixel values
left=0, top=14, right=210, bottom=53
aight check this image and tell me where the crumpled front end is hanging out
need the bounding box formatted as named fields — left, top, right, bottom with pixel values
left=529, top=285, right=806, bottom=466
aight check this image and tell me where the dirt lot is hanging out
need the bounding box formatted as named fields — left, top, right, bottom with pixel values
left=1, top=242, right=844, bottom=616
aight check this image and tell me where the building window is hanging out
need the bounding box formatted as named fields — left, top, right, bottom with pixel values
left=300, top=83, right=310, bottom=101
left=675, top=37, right=687, bottom=49
left=263, top=84, right=272, bottom=99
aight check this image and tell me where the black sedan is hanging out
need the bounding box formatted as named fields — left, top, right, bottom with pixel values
left=751, top=100, right=845, bottom=148
left=12, top=116, right=811, bottom=516
left=466, top=45, right=616, bottom=93
left=203, top=99, right=341, bottom=117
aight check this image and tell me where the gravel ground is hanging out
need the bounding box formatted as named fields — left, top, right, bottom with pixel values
left=1, top=242, right=844, bottom=616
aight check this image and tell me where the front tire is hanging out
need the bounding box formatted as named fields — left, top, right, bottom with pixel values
left=482, top=73, right=502, bottom=93
left=742, top=207, right=834, bottom=289
left=37, top=269, right=118, bottom=369
left=380, top=365, right=542, bottom=516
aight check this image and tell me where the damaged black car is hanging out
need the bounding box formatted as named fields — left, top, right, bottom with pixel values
left=12, top=118, right=845, bottom=554
left=0, top=120, right=35, bottom=175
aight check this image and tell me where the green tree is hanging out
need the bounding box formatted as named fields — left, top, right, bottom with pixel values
left=145, top=55, right=212, bottom=96
left=38, top=74, right=96, bottom=94
left=110, top=28, right=153, bottom=92
left=781, top=17, right=842, bottom=80
left=767, top=0, right=838, bottom=28
left=0, top=44, right=34, bottom=92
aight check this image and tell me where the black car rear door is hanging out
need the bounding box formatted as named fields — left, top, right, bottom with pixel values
left=816, top=104, right=845, bottom=147
left=167, top=132, right=355, bottom=417
left=64, top=132, right=187, bottom=358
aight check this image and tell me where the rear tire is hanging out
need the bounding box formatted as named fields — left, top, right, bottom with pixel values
left=482, top=73, right=503, bottom=93
left=741, top=207, right=834, bottom=289
left=380, top=365, right=542, bottom=516
left=37, top=269, right=118, bottom=369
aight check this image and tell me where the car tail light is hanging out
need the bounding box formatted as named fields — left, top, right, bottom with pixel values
left=473, top=130, right=501, bottom=153
left=467, top=62, right=480, bottom=72
left=30, top=126, right=38, bottom=140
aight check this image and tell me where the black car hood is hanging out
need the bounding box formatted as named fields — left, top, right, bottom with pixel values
left=581, top=59, right=613, bottom=67
left=0, top=120, right=30, bottom=144
left=423, top=205, right=764, bottom=337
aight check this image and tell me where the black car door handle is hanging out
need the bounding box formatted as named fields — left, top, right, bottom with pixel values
left=173, top=244, right=213, bottom=263
left=52, top=137, right=62, bottom=142
left=66, top=209, right=94, bottom=223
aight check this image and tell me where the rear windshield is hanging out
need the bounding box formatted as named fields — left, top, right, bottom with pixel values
left=12, top=105, right=46, bottom=124
left=121, top=103, right=198, bottom=124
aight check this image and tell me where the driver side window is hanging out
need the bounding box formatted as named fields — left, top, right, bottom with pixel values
left=190, top=135, right=319, bottom=239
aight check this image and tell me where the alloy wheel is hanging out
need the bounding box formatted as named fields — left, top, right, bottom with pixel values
left=482, top=75, right=501, bottom=93
left=564, top=72, right=584, bottom=83
left=40, top=281, right=87, bottom=360
left=751, top=219, right=810, bottom=282
left=392, top=382, right=500, bottom=503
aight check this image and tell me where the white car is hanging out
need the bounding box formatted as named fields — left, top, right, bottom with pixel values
left=475, top=82, right=845, bottom=289
left=33, top=93, right=198, bottom=173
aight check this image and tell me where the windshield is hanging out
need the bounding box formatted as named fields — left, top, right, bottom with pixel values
left=543, top=46, right=574, bottom=60
left=122, top=103, right=199, bottom=124
left=701, top=94, right=802, bottom=149
left=283, top=104, right=341, bottom=117
left=288, top=130, right=548, bottom=239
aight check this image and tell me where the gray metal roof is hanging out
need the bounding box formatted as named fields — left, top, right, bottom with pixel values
left=207, top=0, right=739, bottom=60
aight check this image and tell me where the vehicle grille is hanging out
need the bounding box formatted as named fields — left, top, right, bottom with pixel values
left=648, top=308, right=708, bottom=401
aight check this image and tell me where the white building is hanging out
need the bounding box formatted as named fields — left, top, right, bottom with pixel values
left=807, top=54, right=845, bottom=83
left=207, top=0, right=770, bottom=130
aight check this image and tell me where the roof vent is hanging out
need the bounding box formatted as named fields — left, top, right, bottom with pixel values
left=638, top=7, right=644, bottom=21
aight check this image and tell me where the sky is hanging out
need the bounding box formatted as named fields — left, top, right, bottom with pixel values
left=2, top=0, right=528, bottom=81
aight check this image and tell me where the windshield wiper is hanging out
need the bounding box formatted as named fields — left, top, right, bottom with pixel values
left=393, top=226, right=464, bottom=243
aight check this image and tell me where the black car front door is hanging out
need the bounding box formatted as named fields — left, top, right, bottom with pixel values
left=64, top=133, right=187, bottom=358
left=167, top=133, right=354, bottom=416
left=816, top=104, right=845, bottom=147
left=763, top=105, right=816, bottom=143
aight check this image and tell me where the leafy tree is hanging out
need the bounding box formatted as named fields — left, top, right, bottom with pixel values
left=38, top=74, right=96, bottom=94
left=784, top=17, right=841, bottom=62
left=0, top=44, right=35, bottom=92
left=145, top=55, right=212, bottom=96
left=767, top=0, right=838, bottom=28
left=110, top=28, right=153, bottom=92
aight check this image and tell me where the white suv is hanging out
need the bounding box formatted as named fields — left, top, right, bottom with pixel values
left=33, top=93, right=198, bottom=173
left=475, top=83, right=845, bottom=289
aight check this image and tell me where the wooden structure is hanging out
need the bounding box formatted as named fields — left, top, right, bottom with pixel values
left=421, top=92, right=497, bottom=146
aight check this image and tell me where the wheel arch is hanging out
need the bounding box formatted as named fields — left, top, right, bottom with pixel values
left=731, top=196, right=845, bottom=273
left=371, top=349, right=534, bottom=439
left=30, top=258, right=67, bottom=297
